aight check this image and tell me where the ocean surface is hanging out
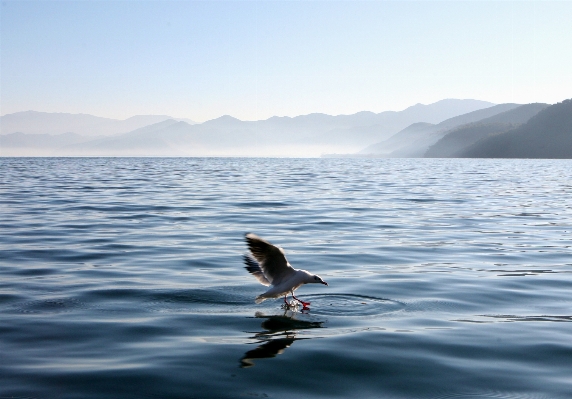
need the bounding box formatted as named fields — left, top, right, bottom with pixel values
left=1, top=157, right=571, bottom=399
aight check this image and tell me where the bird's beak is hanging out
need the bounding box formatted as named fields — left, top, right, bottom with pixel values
left=322, top=281, right=328, bottom=286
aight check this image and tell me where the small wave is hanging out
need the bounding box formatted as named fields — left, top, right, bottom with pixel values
left=403, top=299, right=468, bottom=313
left=0, top=396, right=42, bottom=399
left=0, top=293, right=25, bottom=305
left=11, top=297, right=86, bottom=314
left=489, top=269, right=558, bottom=277
left=233, top=201, right=291, bottom=208
left=13, top=268, right=56, bottom=277
left=429, top=388, right=555, bottom=399
left=483, top=314, right=572, bottom=323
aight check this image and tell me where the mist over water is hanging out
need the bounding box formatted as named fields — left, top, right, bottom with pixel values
left=1, top=157, right=571, bottom=399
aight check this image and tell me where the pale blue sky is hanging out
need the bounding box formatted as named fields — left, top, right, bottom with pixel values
left=1, top=1, right=571, bottom=122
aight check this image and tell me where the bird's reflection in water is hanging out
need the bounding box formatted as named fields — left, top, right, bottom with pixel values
left=240, top=310, right=324, bottom=368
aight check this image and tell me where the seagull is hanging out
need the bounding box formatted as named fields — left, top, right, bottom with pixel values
left=243, top=233, right=328, bottom=309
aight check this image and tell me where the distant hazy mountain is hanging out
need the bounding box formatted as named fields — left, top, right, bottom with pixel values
left=458, top=99, right=572, bottom=158
left=1, top=99, right=494, bottom=157
left=424, top=103, right=549, bottom=158
left=473, top=103, right=550, bottom=125
left=58, top=120, right=186, bottom=156
left=0, top=111, right=195, bottom=137
left=424, top=123, right=515, bottom=158
left=360, top=103, right=519, bottom=157
left=188, top=99, right=495, bottom=150
left=0, top=132, right=94, bottom=156
left=358, top=122, right=436, bottom=155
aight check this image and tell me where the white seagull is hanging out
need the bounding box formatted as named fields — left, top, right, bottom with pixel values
left=243, top=233, right=328, bottom=308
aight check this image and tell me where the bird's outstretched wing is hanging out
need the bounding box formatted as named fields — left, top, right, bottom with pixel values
left=243, top=255, right=271, bottom=286
left=245, top=233, right=296, bottom=285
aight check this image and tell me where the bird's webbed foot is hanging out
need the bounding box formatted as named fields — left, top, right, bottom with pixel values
left=292, top=294, right=310, bottom=309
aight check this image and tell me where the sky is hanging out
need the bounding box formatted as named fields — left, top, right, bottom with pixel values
left=1, top=1, right=571, bottom=122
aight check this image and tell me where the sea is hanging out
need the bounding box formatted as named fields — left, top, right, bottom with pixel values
left=1, top=157, right=571, bottom=399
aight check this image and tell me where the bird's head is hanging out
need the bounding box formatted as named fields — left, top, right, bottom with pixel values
left=310, top=274, right=328, bottom=286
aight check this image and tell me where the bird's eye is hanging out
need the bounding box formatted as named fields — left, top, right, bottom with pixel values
left=314, top=276, right=318, bottom=280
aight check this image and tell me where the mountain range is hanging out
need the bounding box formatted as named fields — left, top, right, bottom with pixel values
left=458, top=99, right=572, bottom=158
left=424, top=103, right=549, bottom=158
left=2, top=99, right=569, bottom=158
left=359, top=103, right=524, bottom=157
left=0, top=111, right=195, bottom=137
left=356, top=100, right=570, bottom=159
left=1, top=99, right=494, bottom=157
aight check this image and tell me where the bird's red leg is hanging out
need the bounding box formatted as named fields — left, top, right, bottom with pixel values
left=284, top=295, right=289, bottom=305
left=292, top=291, right=310, bottom=308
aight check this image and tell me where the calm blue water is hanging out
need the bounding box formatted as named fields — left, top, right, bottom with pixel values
left=1, top=157, right=571, bottom=399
